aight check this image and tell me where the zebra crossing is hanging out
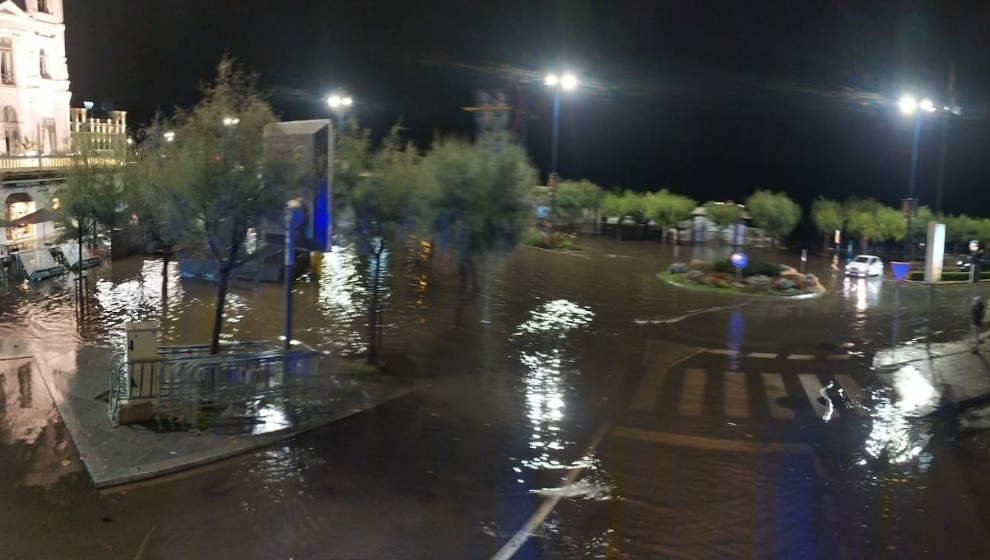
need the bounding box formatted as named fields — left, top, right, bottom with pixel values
left=634, top=365, right=868, bottom=423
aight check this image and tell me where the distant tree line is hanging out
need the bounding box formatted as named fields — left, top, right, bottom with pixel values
left=554, top=183, right=802, bottom=245
left=812, top=196, right=990, bottom=254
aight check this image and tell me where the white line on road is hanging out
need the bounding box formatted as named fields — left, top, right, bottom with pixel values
left=761, top=373, right=795, bottom=419
left=748, top=352, right=778, bottom=359
left=827, top=354, right=851, bottom=360
left=678, top=369, right=707, bottom=416
left=491, top=423, right=612, bottom=560
left=708, top=349, right=739, bottom=356
left=724, top=371, right=749, bottom=418
left=630, top=347, right=707, bottom=412
left=612, top=426, right=813, bottom=455
left=787, top=354, right=816, bottom=360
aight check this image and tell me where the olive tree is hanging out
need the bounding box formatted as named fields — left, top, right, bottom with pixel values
left=335, top=123, right=424, bottom=365
left=745, top=190, right=801, bottom=246
left=423, top=136, right=536, bottom=321
left=702, top=201, right=743, bottom=227
left=554, top=179, right=603, bottom=230
left=811, top=197, right=844, bottom=250
left=167, top=58, right=290, bottom=354
left=129, top=119, right=190, bottom=312
left=644, top=189, right=696, bottom=242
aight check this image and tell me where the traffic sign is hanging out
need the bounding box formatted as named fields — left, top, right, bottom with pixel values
left=890, top=261, right=911, bottom=283
left=730, top=252, right=748, bottom=269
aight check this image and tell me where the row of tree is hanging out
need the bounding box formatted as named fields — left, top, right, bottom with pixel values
left=57, top=59, right=538, bottom=362
left=811, top=197, right=990, bottom=253
left=554, top=183, right=802, bottom=244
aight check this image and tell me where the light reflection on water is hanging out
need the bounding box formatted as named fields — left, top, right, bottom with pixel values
left=513, top=300, right=595, bottom=473
left=315, top=244, right=369, bottom=355
left=860, top=365, right=937, bottom=467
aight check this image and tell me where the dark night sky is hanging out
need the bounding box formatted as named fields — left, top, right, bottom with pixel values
left=64, top=1, right=990, bottom=216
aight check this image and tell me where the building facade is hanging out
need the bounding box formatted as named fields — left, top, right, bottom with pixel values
left=0, top=0, right=127, bottom=254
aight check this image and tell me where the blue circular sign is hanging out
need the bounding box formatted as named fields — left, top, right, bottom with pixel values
left=730, top=252, right=748, bottom=269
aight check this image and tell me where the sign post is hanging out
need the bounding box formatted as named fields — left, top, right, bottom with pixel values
left=890, top=261, right=911, bottom=356
left=731, top=252, right=748, bottom=283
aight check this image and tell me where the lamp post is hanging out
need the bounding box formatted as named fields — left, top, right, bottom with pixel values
left=327, top=92, right=354, bottom=137
left=898, top=95, right=936, bottom=260
left=544, top=72, right=578, bottom=231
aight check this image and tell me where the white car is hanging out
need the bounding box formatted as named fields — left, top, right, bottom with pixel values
left=845, top=255, right=884, bottom=277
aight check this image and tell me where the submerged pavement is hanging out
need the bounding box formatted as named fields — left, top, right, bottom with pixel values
left=1, top=341, right=416, bottom=488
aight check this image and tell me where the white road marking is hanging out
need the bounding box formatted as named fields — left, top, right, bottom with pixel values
left=631, top=347, right=706, bottom=412
left=724, top=371, right=749, bottom=418
left=799, top=374, right=838, bottom=421
left=787, top=354, right=816, bottom=360
left=708, top=349, right=739, bottom=356
left=748, top=352, right=778, bottom=359
left=613, top=426, right=813, bottom=455
left=491, top=423, right=612, bottom=560
left=826, top=354, right=851, bottom=360
left=678, top=369, right=707, bottom=416
left=761, top=373, right=795, bottom=419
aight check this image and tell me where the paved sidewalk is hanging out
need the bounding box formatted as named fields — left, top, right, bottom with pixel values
left=873, top=332, right=990, bottom=416
left=5, top=342, right=416, bottom=488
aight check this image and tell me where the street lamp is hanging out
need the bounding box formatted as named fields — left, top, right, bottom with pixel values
left=544, top=72, right=578, bottom=181
left=326, top=92, right=354, bottom=135
left=898, top=94, right=936, bottom=259
left=222, top=116, right=240, bottom=127
left=544, top=72, right=579, bottom=231
left=163, top=131, right=175, bottom=143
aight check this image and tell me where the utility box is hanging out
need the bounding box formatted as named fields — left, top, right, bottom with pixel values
left=125, top=321, right=159, bottom=362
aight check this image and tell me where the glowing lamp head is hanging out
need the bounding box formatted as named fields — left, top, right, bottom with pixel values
left=341, top=96, right=353, bottom=107
left=898, top=95, right=917, bottom=116
left=544, top=73, right=559, bottom=87
left=327, top=95, right=342, bottom=108
left=560, top=73, right=578, bottom=91
left=919, top=98, right=935, bottom=113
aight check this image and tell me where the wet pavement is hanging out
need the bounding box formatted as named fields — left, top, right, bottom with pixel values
left=2, top=237, right=990, bottom=558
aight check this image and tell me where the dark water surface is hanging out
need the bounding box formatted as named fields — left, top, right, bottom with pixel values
left=1, top=238, right=989, bottom=558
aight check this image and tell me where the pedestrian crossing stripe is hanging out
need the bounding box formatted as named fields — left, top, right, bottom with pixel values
left=634, top=369, right=867, bottom=422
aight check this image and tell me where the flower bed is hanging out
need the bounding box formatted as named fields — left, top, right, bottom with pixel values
left=661, top=259, right=825, bottom=297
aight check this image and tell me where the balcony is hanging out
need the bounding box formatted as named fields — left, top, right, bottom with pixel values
left=0, top=153, right=123, bottom=175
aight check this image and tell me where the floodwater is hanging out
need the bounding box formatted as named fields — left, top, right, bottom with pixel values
left=1, top=237, right=989, bottom=558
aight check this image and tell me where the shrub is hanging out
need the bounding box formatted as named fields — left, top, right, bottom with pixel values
left=668, top=262, right=689, bottom=274
left=714, top=258, right=781, bottom=277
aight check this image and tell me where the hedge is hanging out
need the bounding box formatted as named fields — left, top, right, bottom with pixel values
left=907, top=270, right=990, bottom=282
left=714, top=259, right=781, bottom=277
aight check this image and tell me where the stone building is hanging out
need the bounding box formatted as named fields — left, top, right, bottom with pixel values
left=0, top=0, right=127, bottom=254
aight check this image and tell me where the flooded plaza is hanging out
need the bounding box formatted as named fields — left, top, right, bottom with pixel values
left=2, top=237, right=990, bottom=558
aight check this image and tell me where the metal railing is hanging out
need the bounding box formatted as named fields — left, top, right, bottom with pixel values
left=0, top=153, right=122, bottom=171
left=108, top=342, right=333, bottom=429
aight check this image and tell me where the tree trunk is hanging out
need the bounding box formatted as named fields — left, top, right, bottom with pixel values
left=210, top=265, right=231, bottom=355
left=367, top=247, right=382, bottom=365
left=161, top=250, right=170, bottom=320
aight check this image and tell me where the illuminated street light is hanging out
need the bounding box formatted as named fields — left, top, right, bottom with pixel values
left=163, top=131, right=175, bottom=143
left=898, top=95, right=917, bottom=116
left=341, top=96, right=353, bottom=107
left=222, top=116, right=240, bottom=126
left=544, top=70, right=581, bottom=232
left=327, top=94, right=342, bottom=108
left=560, top=73, right=578, bottom=91
left=919, top=98, right=935, bottom=113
